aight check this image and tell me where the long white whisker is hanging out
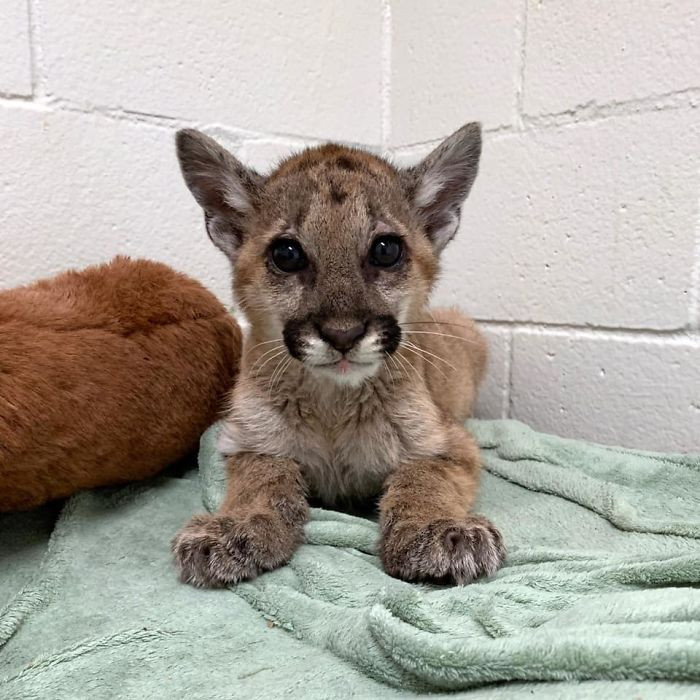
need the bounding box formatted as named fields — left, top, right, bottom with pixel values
left=402, top=342, right=449, bottom=380
left=400, top=321, right=477, bottom=331
left=247, top=337, right=285, bottom=353
left=402, top=330, right=478, bottom=345
left=269, top=355, right=293, bottom=401
left=279, top=356, right=294, bottom=390
left=384, top=352, right=403, bottom=383
left=395, top=348, right=423, bottom=382
left=404, top=340, right=459, bottom=373
left=247, top=343, right=285, bottom=375
left=252, top=347, right=287, bottom=378
left=267, top=355, right=289, bottom=403
left=249, top=343, right=285, bottom=365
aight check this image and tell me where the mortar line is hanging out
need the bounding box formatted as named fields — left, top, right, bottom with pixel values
left=0, top=91, right=34, bottom=103
left=379, top=0, right=392, bottom=153
left=522, top=88, right=700, bottom=131
left=514, top=0, right=529, bottom=129
left=12, top=79, right=695, bottom=151
left=476, top=319, right=700, bottom=345
left=0, top=95, right=368, bottom=150
left=689, top=175, right=700, bottom=329
left=390, top=87, right=700, bottom=153
left=26, top=0, right=45, bottom=99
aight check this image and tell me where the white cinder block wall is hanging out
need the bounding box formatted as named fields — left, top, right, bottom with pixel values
left=1, top=1, right=698, bottom=451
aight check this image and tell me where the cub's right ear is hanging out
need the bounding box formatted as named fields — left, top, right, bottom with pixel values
left=175, top=129, right=263, bottom=260
left=401, top=122, right=482, bottom=254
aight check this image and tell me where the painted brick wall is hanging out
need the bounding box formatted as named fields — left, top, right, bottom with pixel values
left=1, top=1, right=698, bottom=450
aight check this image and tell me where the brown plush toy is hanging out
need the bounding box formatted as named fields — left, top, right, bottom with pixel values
left=0, top=257, right=241, bottom=511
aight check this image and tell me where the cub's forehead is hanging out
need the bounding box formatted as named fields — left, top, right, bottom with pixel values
left=262, top=144, right=406, bottom=228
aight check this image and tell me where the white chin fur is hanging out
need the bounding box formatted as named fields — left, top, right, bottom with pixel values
left=313, top=361, right=380, bottom=387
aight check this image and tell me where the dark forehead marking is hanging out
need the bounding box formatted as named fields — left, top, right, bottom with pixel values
left=293, top=202, right=307, bottom=229
left=268, top=143, right=397, bottom=182
left=329, top=184, right=347, bottom=205
left=335, top=156, right=357, bottom=172
left=366, top=199, right=381, bottom=221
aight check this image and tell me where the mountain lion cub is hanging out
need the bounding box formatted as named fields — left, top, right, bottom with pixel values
left=172, top=122, right=505, bottom=587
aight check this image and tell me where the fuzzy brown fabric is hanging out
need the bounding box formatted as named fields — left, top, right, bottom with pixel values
left=0, top=256, right=241, bottom=512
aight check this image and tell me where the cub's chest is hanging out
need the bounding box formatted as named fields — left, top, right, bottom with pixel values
left=283, top=398, right=403, bottom=501
left=224, top=384, right=446, bottom=504
left=285, top=392, right=447, bottom=502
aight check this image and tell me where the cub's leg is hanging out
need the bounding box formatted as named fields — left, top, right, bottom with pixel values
left=172, top=453, right=308, bottom=587
left=379, top=424, right=504, bottom=584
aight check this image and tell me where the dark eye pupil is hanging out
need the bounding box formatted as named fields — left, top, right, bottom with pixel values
left=271, top=239, right=308, bottom=273
left=371, top=235, right=402, bottom=267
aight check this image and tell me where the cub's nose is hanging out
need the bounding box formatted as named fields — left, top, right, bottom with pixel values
left=318, top=322, right=367, bottom=353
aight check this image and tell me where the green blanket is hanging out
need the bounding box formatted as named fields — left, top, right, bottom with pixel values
left=1, top=420, right=699, bottom=698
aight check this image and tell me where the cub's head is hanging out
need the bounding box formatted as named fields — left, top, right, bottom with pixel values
left=176, top=124, right=481, bottom=385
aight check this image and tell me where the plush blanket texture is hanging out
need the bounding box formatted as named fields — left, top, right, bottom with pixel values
left=1, top=420, right=698, bottom=699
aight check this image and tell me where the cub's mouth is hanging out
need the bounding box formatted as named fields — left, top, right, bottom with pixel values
left=315, top=357, right=376, bottom=374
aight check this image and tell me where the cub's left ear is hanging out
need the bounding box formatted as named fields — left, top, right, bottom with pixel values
left=401, top=122, right=482, bottom=253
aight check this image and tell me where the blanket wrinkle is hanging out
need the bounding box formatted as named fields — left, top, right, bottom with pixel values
left=0, top=499, right=76, bottom=646
left=3, top=628, right=182, bottom=685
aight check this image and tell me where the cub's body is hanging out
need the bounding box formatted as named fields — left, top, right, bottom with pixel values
left=220, top=308, right=486, bottom=503
left=172, top=123, right=503, bottom=588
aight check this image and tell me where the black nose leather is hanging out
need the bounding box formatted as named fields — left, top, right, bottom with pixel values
left=319, top=323, right=366, bottom=353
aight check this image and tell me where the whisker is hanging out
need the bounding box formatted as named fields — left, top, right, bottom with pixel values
left=251, top=347, right=287, bottom=378
left=246, top=340, right=285, bottom=373
left=267, top=355, right=290, bottom=403
left=269, top=355, right=293, bottom=400
left=384, top=352, right=403, bottom=383
left=402, top=341, right=452, bottom=380
left=402, top=330, right=478, bottom=346
left=266, top=358, right=283, bottom=403
left=395, top=348, right=423, bottom=382
left=280, top=356, right=294, bottom=387
left=383, top=352, right=395, bottom=380
left=248, top=342, right=285, bottom=369
left=400, top=320, right=477, bottom=331
left=404, top=340, right=459, bottom=373
left=247, top=337, right=285, bottom=353
left=249, top=343, right=285, bottom=365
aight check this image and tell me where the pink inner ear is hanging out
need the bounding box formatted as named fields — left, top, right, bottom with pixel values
left=415, top=173, right=447, bottom=209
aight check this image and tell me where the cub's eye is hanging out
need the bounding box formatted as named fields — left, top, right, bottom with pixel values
left=269, top=238, right=308, bottom=273
left=370, top=235, right=403, bottom=268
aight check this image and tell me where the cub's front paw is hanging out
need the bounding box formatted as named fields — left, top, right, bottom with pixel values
left=380, top=515, right=505, bottom=585
left=171, top=512, right=303, bottom=588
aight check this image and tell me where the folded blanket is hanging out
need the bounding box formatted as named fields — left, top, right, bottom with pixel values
left=1, top=421, right=698, bottom=699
